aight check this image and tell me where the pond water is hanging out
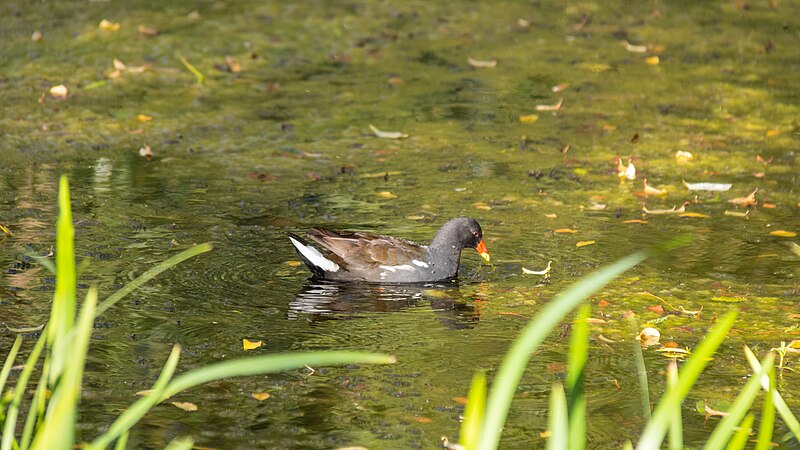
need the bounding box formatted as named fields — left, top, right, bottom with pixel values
left=1, top=0, right=799, bottom=448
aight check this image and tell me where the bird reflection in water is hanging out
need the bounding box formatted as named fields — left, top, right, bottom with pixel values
left=288, top=280, right=482, bottom=329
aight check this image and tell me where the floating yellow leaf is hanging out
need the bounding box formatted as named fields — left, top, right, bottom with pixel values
left=369, top=124, right=408, bottom=139
left=31, top=30, right=43, bottom=42
left=251, top=392, right=271, bottom=401
left=243, top=338, right=262, bottom=350
left=623, top=40, right=648, bottom=53
left=49, top=84, right=68, bottom=100
left=171, top=401, right=198, bottom=412
left=99, top=19, right=121, bottom=31
left=554, top=228, right=578, bottom=234
left=376, top=191, right=398, bottom=199
left=623, top=219, right=648, bottom=224
left=769, top=230, right=797, bottom=237
left=551, top=82, right=570, bottom=93
left=766, top=129, right=783, bottom=137
left=467, top=57, right=497, bottom=68
left=645, top=56, right=660, bottom=65
left=138, top=24, right=160, bottom=36
left=136, top=114, right=153, bottom=122
left=0, top=224, right=13, bottom=236
left=473, top=203, right=492, bottom=211
left=576, top=240, right=596, bottom=247
left=643, top=179, right=667, bottom=197
left=675, top=150, right=694, bottom=163
left=679, top=212, right=710, bottom=218
left=286, top=260, right=302, bottom=267
left=135, top=389, right=153, bottom=397
left=544, top=213, right=558, bottom=219
left=360, top=171, right=401, bottom=179
left=519, top=114, right=539, bottom=123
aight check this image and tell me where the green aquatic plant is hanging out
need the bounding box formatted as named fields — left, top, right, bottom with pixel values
left=454, top=243, right=800, bottom=450
left=0, top=176, right=394, bottom=450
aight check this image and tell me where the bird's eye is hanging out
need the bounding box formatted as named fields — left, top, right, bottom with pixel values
left=472, top=231, right=480, bottom=238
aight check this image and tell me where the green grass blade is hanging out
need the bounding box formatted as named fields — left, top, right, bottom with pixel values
left=459, top=371, right=486, bottom=450
left=177, top=54, right=205, bottom=85
left=48, top=175, right=76, bottom=384
left=478, top=251, right=648, bottom=450
left=161, top=352, right=394, bottom=400
left=743, top=346, right=800, bottom=442
left=755, top=363, right=776, bottom=450
left=87, top=351, right=393, bottom=450
left=666, top=360, right=682, bottom=450
left=96, top=243, right=213, bottom=315
left=88, top=345, right=182, bottom=450
left=566, top=305, right=590, bottom=450
left=19, top=357, right=51, bottom=450
left=112, top=432, right=128, bottom=450
left=1, top=330, right=48, bottom=450
left=547, top=383, right=568, bottom=450
left=162, top=436, right=194, bottom=450
left=0, top=335, right=22, bottom=395
left=626, top=315, right=651, bottom=420
left=727, top=413, right=755, bottom=450
left=636, top=309, right=738, bottom=450
left=31, top=288, right=97, bottom=450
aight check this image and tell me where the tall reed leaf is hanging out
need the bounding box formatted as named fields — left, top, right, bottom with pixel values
left=49, top=175, right=76, bottom=384
left=743, top=346, right=800, bottom=442
left=459, top=371, right=486, bottom=450
left=755, top=363, right=776, bottom=450
left=477, top=251, right=648, bottom=449
left=547, top=383, right=568, bottom=450
left=566, top=305, right=590, bottom=450
left=702, top=352, right=773, bottom=449
left=636, top=309, right=738, bottom=450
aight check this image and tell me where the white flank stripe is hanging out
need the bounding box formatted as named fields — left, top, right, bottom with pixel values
left=380, top=264, right=414, bottom=272
left=411, top=259, right=429, bottom=268
left=289, top=236, right=339, bottom=272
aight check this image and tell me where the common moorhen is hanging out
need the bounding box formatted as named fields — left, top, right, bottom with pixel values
left=287, top=217, right=490, bottom=283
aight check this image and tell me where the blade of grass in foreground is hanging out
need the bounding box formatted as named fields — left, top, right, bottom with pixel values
left=666, top=360, right=682, bottom=450
left=754, top=364, right=776, bottom=450
left=96, top=243, right=213, bottom=315
left=726, top=414, right=754, bottom=450
left=87, top=345, right=183, bottom=450
left=48, top=176, right=76, bottom=385
left=89, top=352, right=394, bottom=449
left=477, top=251, right=648, bottom=450
left=459, top=371, right=486, bottom=450
left=547, top=383, right=568, bottom=450
left=1, top=330, right=48, bottom=450
left=701, top=352, right=773, bottom=450
left=625, top=315, right=651, bottom=421
left=0, top=335, right=22, bottom=395
left=743, top=346, right=800, bottom=443
left=636, top=310, right=738, bottom=450
left=566, top=305, right=590, bottom=450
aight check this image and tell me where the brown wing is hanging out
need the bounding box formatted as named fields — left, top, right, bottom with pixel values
left=307, top=227, right=428, bottom=268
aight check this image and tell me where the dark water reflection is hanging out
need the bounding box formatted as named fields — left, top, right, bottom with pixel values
left=289, top=280, right=481, bottom=329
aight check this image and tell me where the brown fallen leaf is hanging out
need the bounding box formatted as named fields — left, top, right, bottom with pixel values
left=762, top=202, right=776, bottom=209
left=498, top=311, right=530, bottom=319
left=552, top=82, right=570, bottom=93
left=171, top=401, right=198, bottom=412
left=32, top=30, right=43, bottom=42
left=412, top=416, right=433, bottom=423
left=452, top=396, right=468, bottom=405
left=467, top=57, right=497, bottom=68
left=225, top=56, right=242, bottom=73
left=138, top=144, right=152, bottom=160
left=138, top=24, right=160, bottom=36
left=647, top=304, right=665, bottom=315
left=756, top=154, right=773, bottom=164
left=727, top=188, right=758, bottom=207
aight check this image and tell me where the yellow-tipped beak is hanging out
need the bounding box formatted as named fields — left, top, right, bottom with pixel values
left=475, top=239, right=491, bottom=263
